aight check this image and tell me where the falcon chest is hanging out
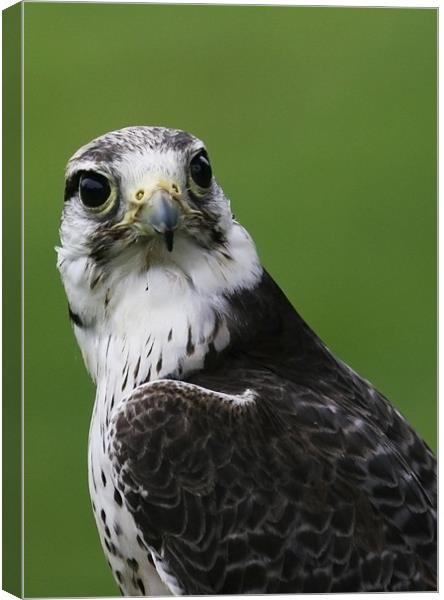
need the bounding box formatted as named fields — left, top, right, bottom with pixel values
left=82, top=266, right=230, bottom=595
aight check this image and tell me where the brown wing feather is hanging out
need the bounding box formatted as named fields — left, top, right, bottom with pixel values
left=110, top=376, right=436, bottom=594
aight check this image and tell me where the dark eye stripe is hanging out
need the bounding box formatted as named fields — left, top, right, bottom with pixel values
left=64, top=172, right=81, bottom=202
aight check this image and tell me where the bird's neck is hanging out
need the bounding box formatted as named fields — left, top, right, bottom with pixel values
left=88, top=281, right=231, bottom=431
left=60, top=223, right=262, bottom=423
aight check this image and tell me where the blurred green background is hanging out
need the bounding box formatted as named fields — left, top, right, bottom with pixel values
left=23, top=3, right=437, bottom=597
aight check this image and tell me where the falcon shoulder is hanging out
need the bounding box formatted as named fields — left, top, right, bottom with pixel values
left=109, top=373, right=436, bottom=594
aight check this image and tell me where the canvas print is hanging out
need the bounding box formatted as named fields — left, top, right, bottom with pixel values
left=3, top=2, right=437, bottom=597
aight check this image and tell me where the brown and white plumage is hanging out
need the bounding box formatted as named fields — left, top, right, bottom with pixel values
left=58, top=126, right=436, bottom=595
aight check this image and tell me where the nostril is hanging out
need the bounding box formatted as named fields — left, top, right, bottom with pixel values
left=135, top=190, right=144, bottom=201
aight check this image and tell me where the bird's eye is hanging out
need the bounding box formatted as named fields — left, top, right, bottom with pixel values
left=189, top=150, right=212, bottom=191
left=79, top=172, right=112, bottom=210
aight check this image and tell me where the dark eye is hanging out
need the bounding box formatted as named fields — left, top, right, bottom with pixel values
left=79, top=172, right=111, bottom=209
left=189, top=150, right=212, bottom=189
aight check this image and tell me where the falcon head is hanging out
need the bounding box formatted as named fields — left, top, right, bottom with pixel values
left=58, top=127, right=262, bottom=353
left=60, top=127, right=237, bottom=264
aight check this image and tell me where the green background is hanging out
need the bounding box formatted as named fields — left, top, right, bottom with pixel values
left=23, top=4, right=437, bottom=597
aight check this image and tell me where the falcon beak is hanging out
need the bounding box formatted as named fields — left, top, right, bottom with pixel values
left=113, top=179, right=203, bottom=251
left=113, top=180, right=184, bottom=252
left=141, top=188, right=180, bottom=252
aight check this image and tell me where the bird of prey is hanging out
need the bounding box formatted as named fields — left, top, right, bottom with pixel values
left=57, top=126, right=436, bottom=595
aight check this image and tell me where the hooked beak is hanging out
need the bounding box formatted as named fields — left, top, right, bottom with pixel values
left=113, top=180, right=187, bottom=252
left=141, top=189, right=180, bottom=252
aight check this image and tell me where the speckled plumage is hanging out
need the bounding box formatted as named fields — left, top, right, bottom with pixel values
left=58, top=126, right=436, bottom=595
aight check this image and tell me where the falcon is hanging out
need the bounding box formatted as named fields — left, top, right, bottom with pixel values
left=57, top=126, right=436, bottom=595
